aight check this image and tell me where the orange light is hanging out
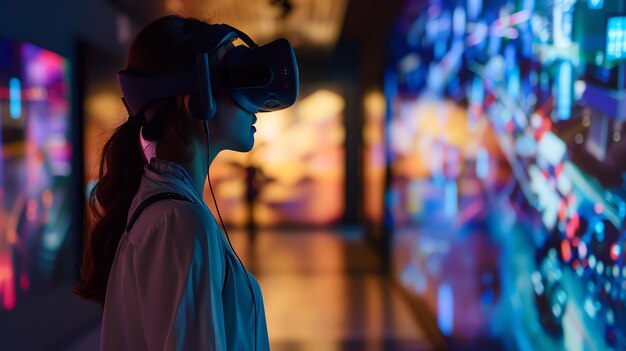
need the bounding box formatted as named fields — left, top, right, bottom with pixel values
left=6, top=229, right=17, bottom=244
left=42, top=189, right=53, bottom=208
left=558, top=200, right=567, bottom=221
left=26, top=199, right=37, bottom=221
left=25, top=87, right=47, bottom=101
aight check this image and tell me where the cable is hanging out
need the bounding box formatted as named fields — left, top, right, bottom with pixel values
left=203, top=120, right=257, bottom=351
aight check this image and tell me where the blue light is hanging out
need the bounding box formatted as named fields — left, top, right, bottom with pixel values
left=606, top=17, right=626, bottom=61
left=467, top=0, right=482, bottom=20
left=384, top=69, right=398, bottom=100
left=444, top=180, right=458, bottom=217
left=588, top=0, right=603, bottom=10
left=504, top=45, right=516, bottom=72
left=471, top=76, right=484, bottom=103
left=452, top=7, right=466, bottom=38
left=437, top=283, right=454, bottom=335
left=594, top=220, right=605, bottom=236
left=508, top=68, right=521, bottom=100
left=9, top=77, right=21, bottom=119
left=476, top=147, right=489, bottom=179
left=481, top=272, right=493, bottom=285
left=557, top=61, right=572, bottom=120
left=481, top=289, right=494, bottom=306
left=434, top=39, right=447, bottom=61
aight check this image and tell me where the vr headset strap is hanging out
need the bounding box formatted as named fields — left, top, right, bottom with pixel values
left=117, top=69, right=199, bottom=117
left=125, top=192, right=192, bottom=233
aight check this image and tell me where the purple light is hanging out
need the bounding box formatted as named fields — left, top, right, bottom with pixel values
left=578, top=241, right=588, bottom=258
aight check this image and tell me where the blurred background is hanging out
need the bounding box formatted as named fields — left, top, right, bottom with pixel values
left=0, top=0, right=625, bottom=350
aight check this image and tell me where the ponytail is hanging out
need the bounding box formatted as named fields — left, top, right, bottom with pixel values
left=74, top=116, right=144, bottom=305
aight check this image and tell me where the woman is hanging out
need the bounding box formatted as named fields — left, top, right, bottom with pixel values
left=73, top=15, right=290, bottom=350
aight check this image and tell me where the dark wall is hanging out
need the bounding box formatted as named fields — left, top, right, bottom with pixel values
left=0, top=0, right=130, bottom=59
left=337, top=0, right=403, bottom=251
left=297, top=42, right=363, bottom=226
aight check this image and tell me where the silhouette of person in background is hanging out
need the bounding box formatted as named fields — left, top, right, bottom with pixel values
left=244, top=162, right=270, bottom=245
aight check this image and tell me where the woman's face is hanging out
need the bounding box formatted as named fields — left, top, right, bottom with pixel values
left=208, top=89, right=257, bottom=153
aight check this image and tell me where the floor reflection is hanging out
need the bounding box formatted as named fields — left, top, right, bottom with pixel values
left=65, top=228, right=433, bottom=351
left=229, top=228, right=433, bottom=351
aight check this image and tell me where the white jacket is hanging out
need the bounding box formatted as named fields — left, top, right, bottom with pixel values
left=101, top=158, right=269, bottom=350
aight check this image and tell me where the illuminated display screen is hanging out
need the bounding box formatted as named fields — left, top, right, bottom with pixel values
left=588, top=0, right=604, bottom=10
left=607, top=17, right=626, bottom=61
left=0, top=37, right=73, bottom=311
left=386, top=0, right=626, bottom=350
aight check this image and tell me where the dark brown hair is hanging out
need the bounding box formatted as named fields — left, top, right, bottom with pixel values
left=74, top=15, right=215, bottom=305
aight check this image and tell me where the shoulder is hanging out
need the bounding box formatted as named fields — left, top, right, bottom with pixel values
left=127, top=198, right=211, bottom=249
left=125, top=196, right=227, bottom=284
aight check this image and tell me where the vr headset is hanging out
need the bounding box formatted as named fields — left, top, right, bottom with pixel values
left=117, top=23, right=299, bottom=121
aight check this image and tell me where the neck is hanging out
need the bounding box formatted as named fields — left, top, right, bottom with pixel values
left=181, top=140, right=222, bottom=197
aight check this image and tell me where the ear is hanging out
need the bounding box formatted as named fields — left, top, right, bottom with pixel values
left=180, top=94, right=209, bottom=120
left=186, top=94, right=204, bottom=119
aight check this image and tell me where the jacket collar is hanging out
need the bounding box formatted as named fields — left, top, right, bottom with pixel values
left=126, top=158, right=206, bottom=226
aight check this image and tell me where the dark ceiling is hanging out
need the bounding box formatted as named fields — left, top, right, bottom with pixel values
left=108, top=0, right=403, bottom=87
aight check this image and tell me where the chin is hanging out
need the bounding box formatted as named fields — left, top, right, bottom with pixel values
left=232, top=138, right=254, bottom=153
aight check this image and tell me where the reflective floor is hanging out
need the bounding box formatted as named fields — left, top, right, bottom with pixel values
left=66, top=228, right=433, bottom=351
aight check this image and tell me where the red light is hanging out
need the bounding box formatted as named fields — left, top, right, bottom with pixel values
left=542, top=117, right=552, bottom=132
left=536, top=128, right=546, bottom=140
left=570, top=213, right=579, bottom=229
left=561, top=240, right=572, bottom=262
left=505, top=120, right=515, bottom=133
left=558, top=200, right=567, bottom=221
left=610, top=243, right=621, bottom=261
left=567, top=193, right=575, bottom=206
left=566, top=213, right=580, bottom=239
left=485, top=93, right=496, bottom=108
left=555, top=163, right=564, bottom=178
left=0, top=264, right=16, bottom=311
